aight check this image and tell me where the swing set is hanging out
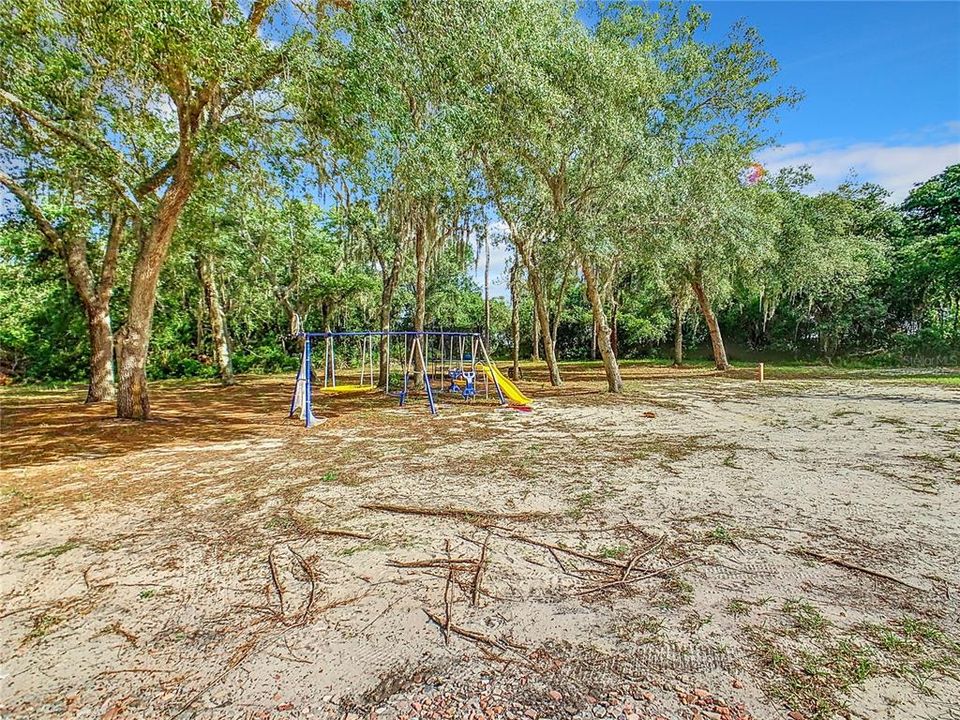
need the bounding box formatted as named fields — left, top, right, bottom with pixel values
left=289, top=329, right=532, bottom=427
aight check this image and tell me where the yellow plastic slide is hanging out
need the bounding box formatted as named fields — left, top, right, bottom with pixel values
left=477, top=363, right=532, bottom=406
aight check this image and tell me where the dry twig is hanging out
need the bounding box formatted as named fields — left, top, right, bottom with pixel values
left=799, top=549, right=924, bottom=591
left=471, top=532, right=490, bottom=607
left=314, top=529, right=373, bottom=540
left=491, top=528, right=625, bottom=570
left=362, top=503, right=548, bottom=524
left=575, top=558, right=697, bottom=596
left=423, top=610, right=507, bottom=651
left=288, top=546, right=316, bottom=626
left=442, top=539, right=453, bottom=644
left=267, top=545, right=285, bottom=619
left=387, top=558, right=478, bottom=569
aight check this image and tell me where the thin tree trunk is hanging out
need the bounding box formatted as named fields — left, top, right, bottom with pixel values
left=591, top=321, right=598, bottom=360
left=483, top=231, right=491, bottom=350
left=518, top=241, right=561, bottom=385
left=550, top=256, right=574, bottom=354
left=116, top=174, right=194, bottom=420
left=673, top=305, right=683, bottom=367
left=691, top=277, right=729, bottom=371
left=509, top=255, right=521, bottom=380
left=84, top=301, right=115, bottom=402
left=532, top=306, right=540, bottom=361
left=580, top=256, right=622, bottom=393
left=376, top=233, right=405, bottom=386
left=377, top=265, right=401, bottom=386
left=414, top=222, right=428, bottom=385
left=484, top=172, right=555, bottom=380
left=199, top=254, right=234, bottom=385
left=610, top=295, right=619, bottom=357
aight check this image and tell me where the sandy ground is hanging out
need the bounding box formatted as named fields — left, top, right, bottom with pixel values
left=1, top=364, right=958, bottom=720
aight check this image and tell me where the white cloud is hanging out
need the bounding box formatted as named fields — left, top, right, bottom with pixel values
left=471, top=130, right=959, bottom=303
left=757, top=136, right=960, bottom=202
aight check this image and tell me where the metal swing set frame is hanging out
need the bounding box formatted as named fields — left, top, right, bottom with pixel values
left=289, top=330, right=506, bottom=427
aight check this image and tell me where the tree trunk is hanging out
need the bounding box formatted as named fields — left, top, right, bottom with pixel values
left=84, top=301, right=115, bottom=403
left=591, top=322, right=598, bottom=360
left=199, top=254, right=234, bottom=385
left=691, top=277, right=729, bottom=371
left=551, top=256, right=574, bottom=355
left=532, top=306, right=540, bottom=361
left=610, top=295, right=619, bottom=357
left=377, top=261, right=401, bottom=387
left=483, top=231, right=491, bottom=350
left=413, top=222, right=428, bottom=385
left=517, top=241, right=561, bottom=385
left=673, top=305, right=683, bottom=367
left=0, top=173, right=122, bottom=404
left=580, top=256, right=622, bottom=393
left=116, top=174, right=194, bottom=420
left=509, top=255, right=521, bottom=380
left=376, top=234, right=405, bottom=386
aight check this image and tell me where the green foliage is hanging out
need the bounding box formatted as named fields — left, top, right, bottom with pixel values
left=0, top=1, right=956, bottom=388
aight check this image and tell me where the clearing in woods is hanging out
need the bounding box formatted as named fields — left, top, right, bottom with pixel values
left=1, top=363, right=959, bottom=720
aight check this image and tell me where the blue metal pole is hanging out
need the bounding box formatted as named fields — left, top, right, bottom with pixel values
left=400, top=335, right=408, bottom=406
left=418, top=337, right=437, bottom=415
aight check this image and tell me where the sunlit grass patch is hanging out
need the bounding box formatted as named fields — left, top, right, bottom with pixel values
left=744, top=609, right=960, bottom=719
left=18, top=540, right=80, bottom=560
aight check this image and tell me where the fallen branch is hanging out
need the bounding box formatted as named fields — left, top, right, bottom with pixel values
left=799, top=549, right=925, bottom=591
left=424, top=610, right=507, bottom=650
left=472, top=532, right=490, bottom=607
left=545, top=547, right=596, bottom=582
left=575, top=558, right=698, bottom=596
left=442, top=540, right=453, bottom=644
left=491, top=528, right=625, bottom=570
left=287, top=546, right=316, bottom=626
left=267, top=545, right=285, bottom=619
left=387, top=558, right=478, bottom=569
left=621, top=536, right=665, bottom=581
left=95, top=668, right=178, bottom=678
left=314, top=529, right=373, bottom=540
left=362, top=503, right=548, bottom=524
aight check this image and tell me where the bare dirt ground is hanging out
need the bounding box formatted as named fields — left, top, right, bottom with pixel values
left=1, top=363, right=959, bottom=720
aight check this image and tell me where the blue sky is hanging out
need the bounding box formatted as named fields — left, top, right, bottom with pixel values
left=479, top=1, right=960, bottom=296
left=699, top=1, right=960, bottom=201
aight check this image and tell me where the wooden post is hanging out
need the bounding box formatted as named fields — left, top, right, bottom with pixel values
left=758, top=362, right=764, bottom=383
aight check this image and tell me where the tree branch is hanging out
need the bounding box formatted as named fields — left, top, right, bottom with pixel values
left=136, top=150, right=179, bottom=197
left=98, top=211, right=125, bottom=303
left=0, top=88, right=142, bottom=214
left=0, top=170, right=64, bottom=254
left=248, top=0, right=272, bottom=32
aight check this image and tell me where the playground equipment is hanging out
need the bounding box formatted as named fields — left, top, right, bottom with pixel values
left=289, top=329, right=531, bottom=427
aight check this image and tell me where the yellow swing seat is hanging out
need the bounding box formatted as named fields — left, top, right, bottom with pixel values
left=318, top=384, right=376, bottom=394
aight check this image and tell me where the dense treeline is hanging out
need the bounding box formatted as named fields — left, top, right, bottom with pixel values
left=1, top=1, right=957, bottom=417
